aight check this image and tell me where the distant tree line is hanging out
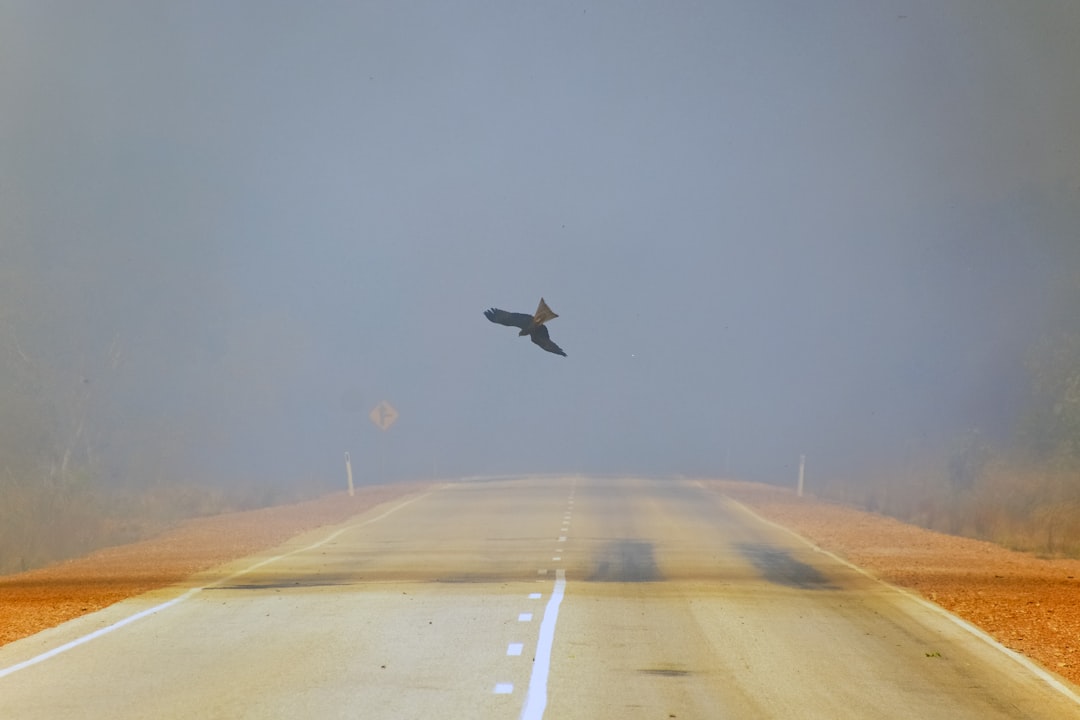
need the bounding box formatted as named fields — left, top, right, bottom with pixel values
left=0, top=243, right=322, bottom=575
left=821, top=267, right=1080, bottom=557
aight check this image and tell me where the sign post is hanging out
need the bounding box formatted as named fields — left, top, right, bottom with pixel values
left=369, top=401, right=398, bottom=481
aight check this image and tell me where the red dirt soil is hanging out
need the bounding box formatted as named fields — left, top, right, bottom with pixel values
left=0, top=482, right=430, bottom=647
left=2, top=478, right=1079, bottom=689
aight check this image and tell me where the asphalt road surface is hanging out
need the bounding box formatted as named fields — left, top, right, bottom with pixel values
left=2, top=476, right=1079, bottom=719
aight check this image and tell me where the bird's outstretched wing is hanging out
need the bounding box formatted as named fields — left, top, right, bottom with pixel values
left=530, top=324, right=567, bottom=356
left=484, top=307, right=533, bottom=330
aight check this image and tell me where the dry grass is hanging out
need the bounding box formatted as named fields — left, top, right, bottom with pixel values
left=818, top=460, right=1080, bottom=559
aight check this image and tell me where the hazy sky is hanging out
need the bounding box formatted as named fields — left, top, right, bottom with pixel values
left=3, top=2, right=1079, bottom=488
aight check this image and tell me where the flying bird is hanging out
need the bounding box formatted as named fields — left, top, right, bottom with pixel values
left=484, top=297, right=567, bottom=357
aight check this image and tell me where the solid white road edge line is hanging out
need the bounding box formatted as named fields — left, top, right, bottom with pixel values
left=0, top=589, right=201, bottom=680
left=519, top=568, right=566, bottom=720
left=721, top=492, right=1080, bottom=708
left=0, top=489, right=436, bottom=681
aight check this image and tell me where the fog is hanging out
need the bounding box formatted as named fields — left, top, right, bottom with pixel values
left=3, top=2, right=1080, bottom=497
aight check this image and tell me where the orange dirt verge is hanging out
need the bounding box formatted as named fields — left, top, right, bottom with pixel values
left=709, top=480, right=1080, bottom=688
left=3, top=478, right=1079, bottom=690
left=0, top=482, right=430, bottom=647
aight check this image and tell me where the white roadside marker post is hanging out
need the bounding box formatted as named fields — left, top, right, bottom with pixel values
left=345, top=451, right=355, bottom=497
left=797, top=454, right=805, bottom=498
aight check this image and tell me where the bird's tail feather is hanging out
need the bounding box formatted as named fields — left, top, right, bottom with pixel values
left=533, top=297, right=558, bottom=325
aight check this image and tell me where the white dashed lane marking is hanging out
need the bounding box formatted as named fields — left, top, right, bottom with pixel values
left=493, top=482, right=575, bottom=706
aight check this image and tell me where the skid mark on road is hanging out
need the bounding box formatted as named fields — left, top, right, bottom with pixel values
left=586, top=539, right=660, bottom=582
left=735, top=542, right=836, bottom=590
left=724, top=492, right=1080, bottom=710
left=0, top=489, right=436, bottom=681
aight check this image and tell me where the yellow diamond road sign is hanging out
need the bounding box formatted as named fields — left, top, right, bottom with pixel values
left=369, top=400, right=398, bottom=431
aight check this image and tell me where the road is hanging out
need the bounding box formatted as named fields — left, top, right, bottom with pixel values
left=2, top=476, right=1078, bottom=719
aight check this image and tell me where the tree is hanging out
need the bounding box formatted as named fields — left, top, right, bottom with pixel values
left=1018, top=270, right=1080, bottom=469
